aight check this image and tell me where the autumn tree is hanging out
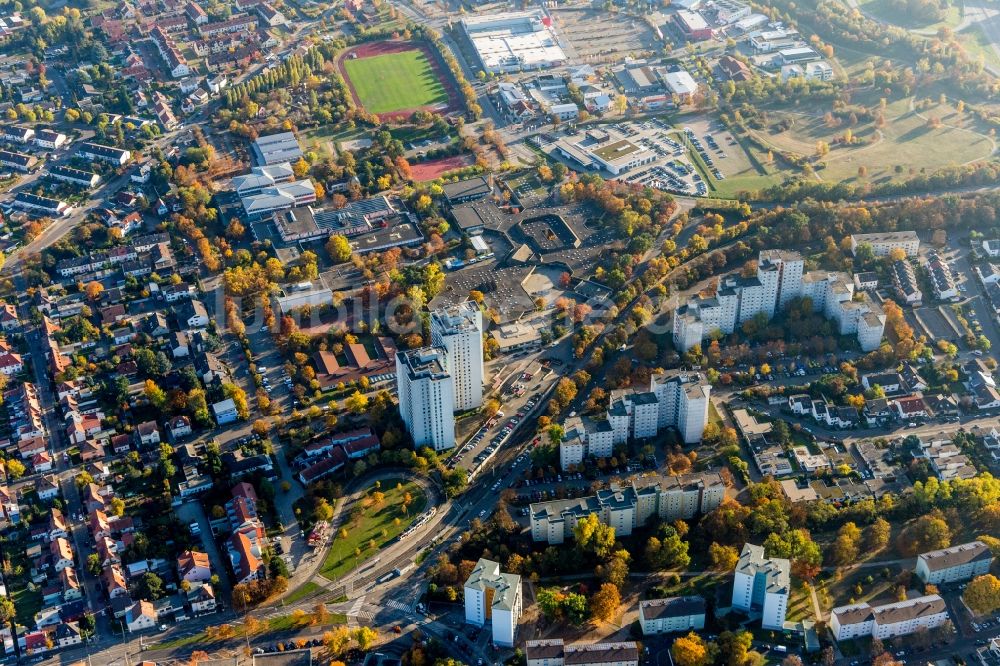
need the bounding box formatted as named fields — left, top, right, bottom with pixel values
left=964, top=574, right=1000, bottom=615
left=589, top=583, right=621, bottom=622
left=709, top=542, right=739, bottom=571
left=868, top=517, right=891, bottom=551
left=573, top=513, right=616, bottom=559
left=327, top=235, right=352, bottom=263
left=672, top=632, right=715, bottom=666
left=897, top=513, right=951, bottom=556
left=352, top=626, right=377, bottom=651
left=323, top=626, right=352, bottom=656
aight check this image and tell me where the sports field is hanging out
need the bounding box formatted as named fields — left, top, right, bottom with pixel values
left=343, top=49, right=449, bottom=115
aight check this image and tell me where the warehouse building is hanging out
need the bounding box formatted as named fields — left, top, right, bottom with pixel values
left=462, top=11, right=567, bottom=74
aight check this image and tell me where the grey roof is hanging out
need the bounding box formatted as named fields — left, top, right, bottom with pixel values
left=442, top=176, right=492, bottom=202
left=918, top=541, right=992, bottom=572
left=640, top=595, right=706, bottom=621
left=737, top=543, right=790, bottom=595
left=251, top=132, right=302, bottom=165
left=464, top=558, right=520, bottom=611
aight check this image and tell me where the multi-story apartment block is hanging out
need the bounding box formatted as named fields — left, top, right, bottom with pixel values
left=464, top=558, right=522, bottom=647
left=559, top=371, right=710, bottom=470
left=732, top=543, right=790, bottom=630
left=557, top=415, right=615, bottom=471
left=915, top=541, right=992, bottom=585
left=639, top=596, right=706, bottom=635
left=850, top=231, right=920, bottom=257
left=530, top=472, right=725, bottom=544
left=831, top=595, right=949, bottom=641
left=526, top=640, right=640, bottom=666
left=430, top=302, right=484, bottom=411
left=674, top=250, right=885, bottom=352
left=395, top=348, right=455, bottom=451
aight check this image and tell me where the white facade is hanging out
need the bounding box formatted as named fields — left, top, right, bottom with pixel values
left=732, top=543, right=790, bottom=630
left=831, top=595, right=949, bottom=642
left=915, top=541, right=992, bottom=584
left=639, top=596, right=706, bottom=635
left=674, top=250, right=884, bottom=353
left=464, top=558, right=522, bottom=647
left=530, top=472, right=725, bottom=544
left=850, top=231, right=920, bottom=257
left=396, top=348, right=456, bottom=451
left=430, top=302, right=484, bottom=411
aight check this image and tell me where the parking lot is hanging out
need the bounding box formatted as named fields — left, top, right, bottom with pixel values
left=545, top=118, right=750, bottom=197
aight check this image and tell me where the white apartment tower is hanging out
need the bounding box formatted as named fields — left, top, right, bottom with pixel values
left=674, top=250, right=885, bottom=353
left=395, top=348, right=455, bottom=451
left=430, top=301, right=485, bottom=411
left=651, top=371, right=712, bottom=443
left=464, top=558, right=522, bottom=647
left=759, top=249, right=804, bottom=310
left=732, top=543, right=790, bottom=630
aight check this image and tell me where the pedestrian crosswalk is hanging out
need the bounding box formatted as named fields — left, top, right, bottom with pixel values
left=385, top=599, right=411, bottom=613
left=347, top=596, right=367, bottom=617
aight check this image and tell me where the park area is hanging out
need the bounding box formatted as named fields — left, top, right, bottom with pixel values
left=746, top=96, right=995, bottom=185
left=319, top=478, right=427, bottom=581
left=340, top=41, right=455, bottom=119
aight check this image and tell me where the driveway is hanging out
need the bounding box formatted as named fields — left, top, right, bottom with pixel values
left=175, top=500, right=232, bottom=593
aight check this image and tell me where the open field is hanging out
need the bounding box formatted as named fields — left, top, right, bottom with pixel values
left=859, top=0, right=962, bottom=31
left=319, top=478, right=427, bottom=581
left=956, top=24, right=1000, bottom=71
left=746, top=97, right=994, bottom=185
left=340, top=41, right=455, bottom=119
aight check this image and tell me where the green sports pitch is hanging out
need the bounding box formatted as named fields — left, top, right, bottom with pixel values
left=343, top=49, right=450, bottom=115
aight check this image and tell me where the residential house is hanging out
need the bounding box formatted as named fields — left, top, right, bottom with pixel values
left=125, top=600, right=157, bottom=632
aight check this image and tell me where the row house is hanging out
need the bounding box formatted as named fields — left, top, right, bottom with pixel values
left=200, top=13, right=257, bottom=36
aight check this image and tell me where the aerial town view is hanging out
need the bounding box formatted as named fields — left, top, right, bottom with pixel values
left=3, top=0, right=1000, bottom=664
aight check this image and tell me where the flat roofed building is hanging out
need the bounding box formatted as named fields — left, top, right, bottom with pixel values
left=916, top=541, right=992, bottom=584
left=489, top=321, right=542, bottom=354
left=462, top=11, right=567, bottom=74
left=464, top=558, right=522, bottom=647
left=674, top=9, right=713, bottom=40
left=639, top=596, right=706, bottom=635
left=241, top=180, right=316, bottom=219
left=732, top=543, right=790, bottom=630
left=251, top=131, right=303, bottom=166
left=850, top=231, right=919, bottom=257
left=396, top=347, right=455, bottom=451
left=430, top=301, right=485, bottom=411
left=530, top=472, right=724, bottom=544
left=442, top=176, right=493, bottom=204
left=663, top=70, right=698, bottom=102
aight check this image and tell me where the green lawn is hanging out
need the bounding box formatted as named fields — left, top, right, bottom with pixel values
left=956, top=25, right=1000, bottom=71
left=859, top=0, right=961, bottom=31
left=319, top=478, right=427, bottom=581
left=344, top=49, right=449, bottom=114
left=268, top=612, right=347, bottom=632
left=284, top=581, right=323, bottom=604
left=12, top=586, right=40, bottom=626
left=748, top=97, right=995, bottom=185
